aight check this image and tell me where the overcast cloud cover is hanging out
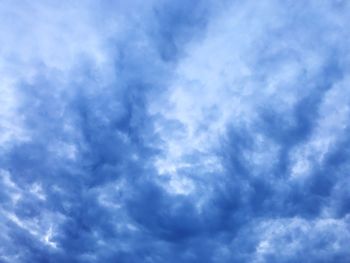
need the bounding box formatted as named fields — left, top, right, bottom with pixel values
left=1, top=0, right=350, bottom=262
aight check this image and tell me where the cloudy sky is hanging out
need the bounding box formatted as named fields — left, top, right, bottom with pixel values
left=1, top=1, right=350, bottom=262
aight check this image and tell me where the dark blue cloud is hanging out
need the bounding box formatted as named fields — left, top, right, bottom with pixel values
left=1, top=1, right=350, bottom=263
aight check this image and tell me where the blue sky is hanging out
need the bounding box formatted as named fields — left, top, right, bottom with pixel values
left=1, top=1, right=350, bottom=262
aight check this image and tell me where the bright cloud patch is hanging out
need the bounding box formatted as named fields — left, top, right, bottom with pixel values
left=1, top=1, right=350, bottom=262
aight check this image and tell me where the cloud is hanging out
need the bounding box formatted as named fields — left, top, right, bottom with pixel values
left=1, top=0, right=350, bottom=262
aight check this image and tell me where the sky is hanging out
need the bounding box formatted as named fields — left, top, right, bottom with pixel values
left=1, top=1, right=350, bottom=262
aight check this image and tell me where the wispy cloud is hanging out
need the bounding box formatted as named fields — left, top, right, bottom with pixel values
left=1, top=1, right=350, bottom=262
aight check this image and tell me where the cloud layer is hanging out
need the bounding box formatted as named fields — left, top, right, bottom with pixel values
left=1, top=1, right=350, bottom=262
